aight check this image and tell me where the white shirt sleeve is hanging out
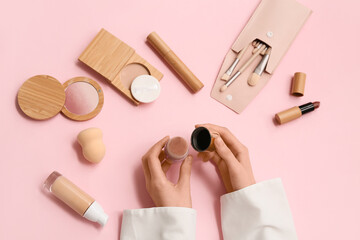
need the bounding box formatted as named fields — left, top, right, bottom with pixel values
left=221, top=178, right=297, bottom=240
left=120, top=207, right=196, bottom=240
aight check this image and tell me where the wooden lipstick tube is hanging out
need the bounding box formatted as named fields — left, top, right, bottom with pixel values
left=147, top=32, right=204, bottom=93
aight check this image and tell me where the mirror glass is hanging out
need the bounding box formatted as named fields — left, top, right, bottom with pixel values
left=64, top=81, right=99, bottom=115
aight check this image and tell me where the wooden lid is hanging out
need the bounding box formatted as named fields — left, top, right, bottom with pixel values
left=78, top=29, right=135, bottom=82
left=17, top=75, right=66, bottom=120
left=291, top=72, right=306, bottom=96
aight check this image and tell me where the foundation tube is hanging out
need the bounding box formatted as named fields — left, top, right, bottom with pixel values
left=275, top=101, right=320, bottom=124
left=191, top=127, right=216, bottom=152
left=164, top=136, right=189, bottom=161
left=44, top=171, right=108, bottom=226
left=147, top=32, right=204, bottom=93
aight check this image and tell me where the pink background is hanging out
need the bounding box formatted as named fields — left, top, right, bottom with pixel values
left=1, top=0, right=359, bottom=239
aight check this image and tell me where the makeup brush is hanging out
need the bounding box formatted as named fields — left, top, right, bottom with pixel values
left=221, top=44, right=251, bottom=81
left=248, top=48, right=271, bottom=86
left=220, top=44, right=266, bottom=92
left=260, top=47, right=267, bottom=55
left=252, top=42, right=263, bottom=54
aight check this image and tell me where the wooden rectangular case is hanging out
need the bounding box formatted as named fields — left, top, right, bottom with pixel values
left=211, top=0, right=312, bottom=113
left=79, top=29, right=163, bottom=105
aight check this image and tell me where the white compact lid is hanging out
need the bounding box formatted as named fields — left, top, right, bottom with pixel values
left=83, top=201, right=109, bottom=226
left=130, top=75, right=161, bottom=103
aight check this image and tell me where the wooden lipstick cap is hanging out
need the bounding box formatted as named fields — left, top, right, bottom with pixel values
left=147, top=32, right=204, bottom=93
left=291, top=72, right=306, bottom=96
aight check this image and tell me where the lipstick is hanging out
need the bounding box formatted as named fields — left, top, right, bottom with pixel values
left=275, top=101, right=320, bottom=124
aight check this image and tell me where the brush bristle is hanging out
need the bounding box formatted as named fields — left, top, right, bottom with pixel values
left=220, top=85, right=227, bottom=92
left=221, top=73, right=230, bottom=81
left=248, top=73, right=260, bottom=86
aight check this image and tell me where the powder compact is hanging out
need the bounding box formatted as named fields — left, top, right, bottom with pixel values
left=17, top=75, right=104, bottom=121
left=78, top=29, right=163, bottom=105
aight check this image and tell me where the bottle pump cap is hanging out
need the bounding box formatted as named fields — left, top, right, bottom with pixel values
left=83, top=201, right=109, bottom=226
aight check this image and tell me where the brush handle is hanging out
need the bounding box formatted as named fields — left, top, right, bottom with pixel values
left=252, top=43, right=262, bottom=54
left=224, top=45, right=266, bottom=89
left=236, top=44, right=250, bottom=60
left=225, top=71, right=241, bottom=87
left=225, top=44, right=250, bottom=76
left=239, top=44, right=266, bottom=73
left=225, top=58, right=240, bottom=76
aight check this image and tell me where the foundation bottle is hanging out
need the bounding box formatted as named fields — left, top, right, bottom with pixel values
left=44, top=171, right=108, bottom=226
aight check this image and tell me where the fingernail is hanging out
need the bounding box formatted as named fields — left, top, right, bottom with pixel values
left=202, top=156, right=210, bottom=162
left=212, top=133, right=219, bottom=138
left=197, top=152, right=208, bottom=162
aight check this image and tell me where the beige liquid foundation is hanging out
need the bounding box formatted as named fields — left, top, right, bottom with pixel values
left=44, top=171, right=108, bottom=226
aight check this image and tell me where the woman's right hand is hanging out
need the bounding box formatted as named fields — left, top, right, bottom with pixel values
left=196, top=124, right=256, bottom=193
left=142, top=136, right=193, bottom=208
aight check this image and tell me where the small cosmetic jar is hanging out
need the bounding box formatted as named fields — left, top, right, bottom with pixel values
left=191, top=127, right=216, bottom=152
left=164, top=137, right=189, bottom=161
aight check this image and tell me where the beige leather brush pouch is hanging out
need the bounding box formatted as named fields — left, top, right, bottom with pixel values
left=211, top=0, right=312, bottom=114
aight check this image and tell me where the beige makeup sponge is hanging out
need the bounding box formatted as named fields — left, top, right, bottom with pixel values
left=77, top=128, right=105, bottom=163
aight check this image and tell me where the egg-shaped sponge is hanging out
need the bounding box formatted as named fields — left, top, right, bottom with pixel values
left=77, top=128, right=105, bottom=163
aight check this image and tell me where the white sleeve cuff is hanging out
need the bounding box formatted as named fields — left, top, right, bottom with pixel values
left=120, top=207, right=196, bottom=240
left=221, top=178, right=297, bottom=240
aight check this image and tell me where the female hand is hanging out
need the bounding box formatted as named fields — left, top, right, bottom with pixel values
left=142, top=136, right=193, bottom=208
left=196, top=124, right=256, bottom=193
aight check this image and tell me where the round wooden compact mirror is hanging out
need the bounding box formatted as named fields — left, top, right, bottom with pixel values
left=18, top=75, right=104, bottom=121
left=62, top=77, right=104, bottom=121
